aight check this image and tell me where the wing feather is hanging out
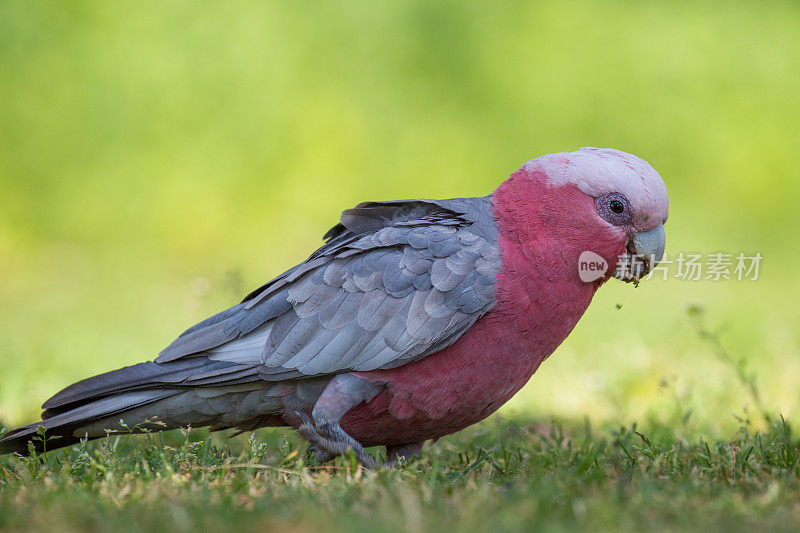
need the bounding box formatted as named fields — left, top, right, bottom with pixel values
left=156, top=196, right=501, bottom=379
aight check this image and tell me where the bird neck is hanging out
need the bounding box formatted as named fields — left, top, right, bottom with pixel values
left=486, top=170, right=621, bottom=362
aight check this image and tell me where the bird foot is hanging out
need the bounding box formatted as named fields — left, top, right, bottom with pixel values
left=306, top=445, right=336, bottom=463
left=295, top=411, right=377, bottom=469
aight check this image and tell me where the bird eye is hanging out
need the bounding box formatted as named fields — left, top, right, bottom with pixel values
left=596, top=193, right=632, bottom=226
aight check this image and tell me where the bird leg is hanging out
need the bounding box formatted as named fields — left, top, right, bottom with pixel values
left=385, top=441, right=425, bottom=466
left=295, top=374, right=383, bottom=468
left=296, top=413, right=369, bottom=464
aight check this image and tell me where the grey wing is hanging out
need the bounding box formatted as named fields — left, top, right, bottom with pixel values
left=157, top=196, right=501, bottom=379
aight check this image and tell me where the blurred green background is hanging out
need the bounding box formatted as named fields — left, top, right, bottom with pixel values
left=1, top=0, right=798, bottom=435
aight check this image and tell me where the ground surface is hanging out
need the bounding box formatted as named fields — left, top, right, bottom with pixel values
left=2, top=414, right=800, bottom=533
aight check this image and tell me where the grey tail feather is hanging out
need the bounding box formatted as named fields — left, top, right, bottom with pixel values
left=0, top=389, right=179, bottom=456
left=1, top=357, right=263, bottom=456
left=0, top=424, right=85, bottom=455
left=41, top=357, right=261, bottom=418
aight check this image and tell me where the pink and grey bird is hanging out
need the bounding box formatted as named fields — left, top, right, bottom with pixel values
left=0, top=147, right=668, bottom=466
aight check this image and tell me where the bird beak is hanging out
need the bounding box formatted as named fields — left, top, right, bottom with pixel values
left=613, top=223, right=666, bottom=283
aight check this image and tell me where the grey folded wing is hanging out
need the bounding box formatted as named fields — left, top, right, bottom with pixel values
left=156, top=196, right=501, bottom=380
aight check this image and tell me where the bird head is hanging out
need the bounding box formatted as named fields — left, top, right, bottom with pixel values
left=495, top=147, right=669, bottom=285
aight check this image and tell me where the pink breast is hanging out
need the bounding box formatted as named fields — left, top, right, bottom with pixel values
left=342, top=308, right=540, bottom=446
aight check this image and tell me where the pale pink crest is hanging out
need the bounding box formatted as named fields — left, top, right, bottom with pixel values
left=522, top=147, right=669, bottom=231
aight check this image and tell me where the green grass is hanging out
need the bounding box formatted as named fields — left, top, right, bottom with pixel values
left=3, top=415, right=800, bottom=532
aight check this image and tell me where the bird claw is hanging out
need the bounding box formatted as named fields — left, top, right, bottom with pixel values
left=293, top=411, right=377, bottom=468
left=306, top=445, right=336, bottom=463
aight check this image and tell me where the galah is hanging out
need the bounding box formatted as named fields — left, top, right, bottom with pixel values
left=0, top=147, right=668, bottom=466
